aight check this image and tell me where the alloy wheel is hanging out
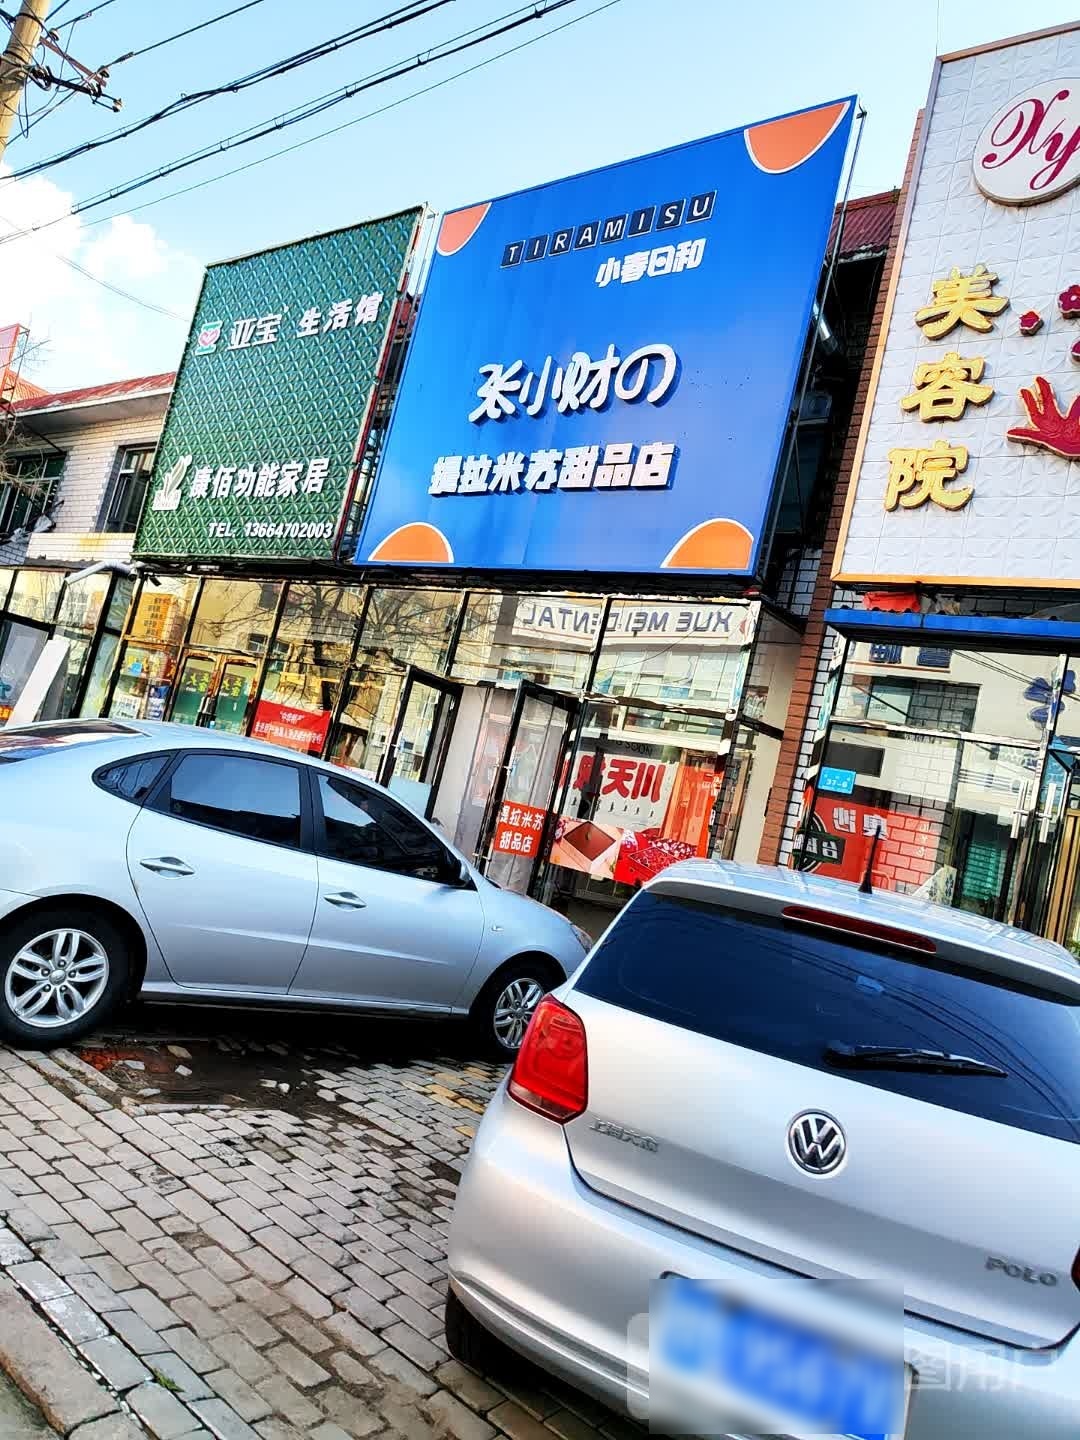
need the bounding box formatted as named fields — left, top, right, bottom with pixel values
left=4, top=928, right=110, bottom=1030
left=492, top=977, right=545, bottom=1050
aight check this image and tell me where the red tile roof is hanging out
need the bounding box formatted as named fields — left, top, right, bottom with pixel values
left=12, top=371, right=175, bottom=414
left=830, top=190, right=898, bottom=259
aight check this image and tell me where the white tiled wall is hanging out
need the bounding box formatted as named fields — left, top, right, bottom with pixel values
left=17, top=413, right=163, bottom=565
left=838, top=27, right=1080, bottom=584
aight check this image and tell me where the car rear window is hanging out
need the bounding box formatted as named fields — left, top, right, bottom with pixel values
left=575, top=891, right=1080, bottom=1145
left=95, top=755, right=170, bottom=804
left=0, top=721, right=139, bottom=763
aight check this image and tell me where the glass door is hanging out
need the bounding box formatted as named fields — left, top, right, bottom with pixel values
left=170, top=654, right=216, bottom=726
left=477, top=682, right=580, bottom=895
left=1017, top=748, right=1078, bottom=936
left=168, top=652, right=260, bottom=732
left=213, top=658, right=260, bottom=733
left=378, top=667, right=462, bottom=818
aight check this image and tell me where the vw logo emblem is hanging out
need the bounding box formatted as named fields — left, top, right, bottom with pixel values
left=788, top=1111, right=846, bottom=1175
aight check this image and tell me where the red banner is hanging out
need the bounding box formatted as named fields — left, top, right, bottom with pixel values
left=251, top=700, right=331, bottom=755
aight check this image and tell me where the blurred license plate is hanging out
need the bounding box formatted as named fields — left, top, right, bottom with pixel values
left=652, top=1278, right=907, bottom=1438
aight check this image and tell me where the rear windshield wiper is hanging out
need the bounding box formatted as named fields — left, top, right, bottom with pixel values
left=824, top=1043, right=1007, bottom=1078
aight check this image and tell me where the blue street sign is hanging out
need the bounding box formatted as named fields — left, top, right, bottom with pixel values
left=819, top=766, right=857, bottom=794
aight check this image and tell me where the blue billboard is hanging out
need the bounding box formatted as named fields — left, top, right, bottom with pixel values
left=358, top=98, right=854, bottom=575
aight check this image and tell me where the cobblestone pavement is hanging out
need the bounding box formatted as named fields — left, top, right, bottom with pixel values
left=0, top=1007, right=639, bottom=1440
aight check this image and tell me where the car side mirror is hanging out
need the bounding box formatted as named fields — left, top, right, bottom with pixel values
left=443, top=853, right=472, bottom=888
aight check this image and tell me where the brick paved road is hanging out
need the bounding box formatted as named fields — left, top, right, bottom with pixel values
left=0, top=1007, right=639, bottom=1440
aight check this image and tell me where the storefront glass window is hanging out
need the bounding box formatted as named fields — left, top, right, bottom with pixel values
left=715, top=726, right=783, bottom=864
left=8, top=569, right=62, bottom=624
left=79, top=632, right=121, bottom=719
left=0, top=617, right=47, bottom=720
left=105, top=576, right=134, bottom=632
left=109, top=577, right=198, bottom=721
left=593, top=598, right=756, bottom=710
left=546, top=694, right=730, bottom=937
left=802, top=721, right=1040, bottom=916
left=189, top=579, right=280, bottom=654
left=256, top=583, right=366, bottom=755
left=0, top=568, right=15, bottom=609
left=358, top=588, right=461, bottom=671
left=109, top=642, right=179, bottom=721
left=128, top=576, right=198, bottom=645
left=452, top=592, right=599, bottom=691
left=741, top=611, right=800, bottom=730
left=834, top=644, right=1057, bottom=741
left=328, top=589, right=461, bottom=778
left=56, top=573, right=111, bottom=635
left=55, top=636, right=92, bottom=719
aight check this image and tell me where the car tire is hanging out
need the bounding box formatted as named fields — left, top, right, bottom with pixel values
left=0, top=907, right=130, bottom=1049
left=471, top=956, right=560, bottom=1062
left=445, top=1288, right=521, bottom=1376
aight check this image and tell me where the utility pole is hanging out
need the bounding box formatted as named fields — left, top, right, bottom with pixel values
left=0, top=0, right=48, bottom=162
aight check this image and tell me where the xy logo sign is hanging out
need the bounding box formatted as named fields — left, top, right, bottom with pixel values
left=974, top=78, right=1080, bottom=205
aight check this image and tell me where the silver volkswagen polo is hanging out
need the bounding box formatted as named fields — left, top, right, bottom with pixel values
left=447, top=860, right=1080, bottom=1437
left=0, top=719, right=588, bottom=1052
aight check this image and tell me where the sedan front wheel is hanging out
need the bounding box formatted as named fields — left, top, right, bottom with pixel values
left=472, top=959, right=558, bottom=1061
left=0, top=908, right=130, bottom=1047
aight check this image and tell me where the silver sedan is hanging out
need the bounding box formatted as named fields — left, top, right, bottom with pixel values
left=0, top=719, right=588, bottom=1053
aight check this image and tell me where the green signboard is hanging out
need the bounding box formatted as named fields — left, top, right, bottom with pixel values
left=134, top=208, right=422, bottom=561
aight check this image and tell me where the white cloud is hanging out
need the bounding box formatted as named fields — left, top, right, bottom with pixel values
left=0, top=165, right=201, bottom=391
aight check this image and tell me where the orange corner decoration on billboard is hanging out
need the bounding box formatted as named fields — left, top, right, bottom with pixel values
left=436, top=204, right=491, bottom=257
left=744, top=99, right=851, bottom=174
left=661, top=518, right=754, bottom=570
left=367, top=523, right=454, bottom=563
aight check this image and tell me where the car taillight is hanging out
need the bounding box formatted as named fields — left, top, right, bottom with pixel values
left=508, top=995, right=588, bottom=1123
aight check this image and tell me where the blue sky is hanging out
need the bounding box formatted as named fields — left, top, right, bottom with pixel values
left=2, top=0, right=1078, bottom=388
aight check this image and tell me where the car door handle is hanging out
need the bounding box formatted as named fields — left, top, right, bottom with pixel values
left=324, top=891, right=367, bottom=909
left=139, top=856, right=195, bottom=877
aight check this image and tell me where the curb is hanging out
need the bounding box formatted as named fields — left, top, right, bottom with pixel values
left=0, top=1278, right=145, bottom=1438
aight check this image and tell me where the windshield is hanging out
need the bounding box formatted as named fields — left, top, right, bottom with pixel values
left=575, top=891, right=1080, bottom=1144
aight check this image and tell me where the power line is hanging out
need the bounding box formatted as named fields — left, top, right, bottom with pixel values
left=5, top=0, right=456, bottom=184
left=0, top=202, right=186, bottom=317
left=0, top=0, right=616, bottom=325
left=0, top=0, right=591, bottom=247
left=81, top=0, right=621, bottom=237
left=105, top=0, right=270, bottom=68
left=51, top=0, right=121, bottom=28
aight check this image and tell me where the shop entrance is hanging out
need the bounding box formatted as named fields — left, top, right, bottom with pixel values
left=474, top=682, right=580, bottom=895
left=378, top=667, right=461, bottom=818
left=169, top=651, right=260, bottom=733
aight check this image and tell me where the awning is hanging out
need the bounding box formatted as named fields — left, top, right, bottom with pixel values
left=825, top=608, right=1080, bottom=653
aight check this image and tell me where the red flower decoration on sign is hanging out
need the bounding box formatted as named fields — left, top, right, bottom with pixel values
left=1019, top=309, right=1043, bottom=335
left=1060, top=285, right=1080, bottom=319
left=1008, top=376, right=1080, bottom=458
left=1074, top=340, right=1080, bottom=364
